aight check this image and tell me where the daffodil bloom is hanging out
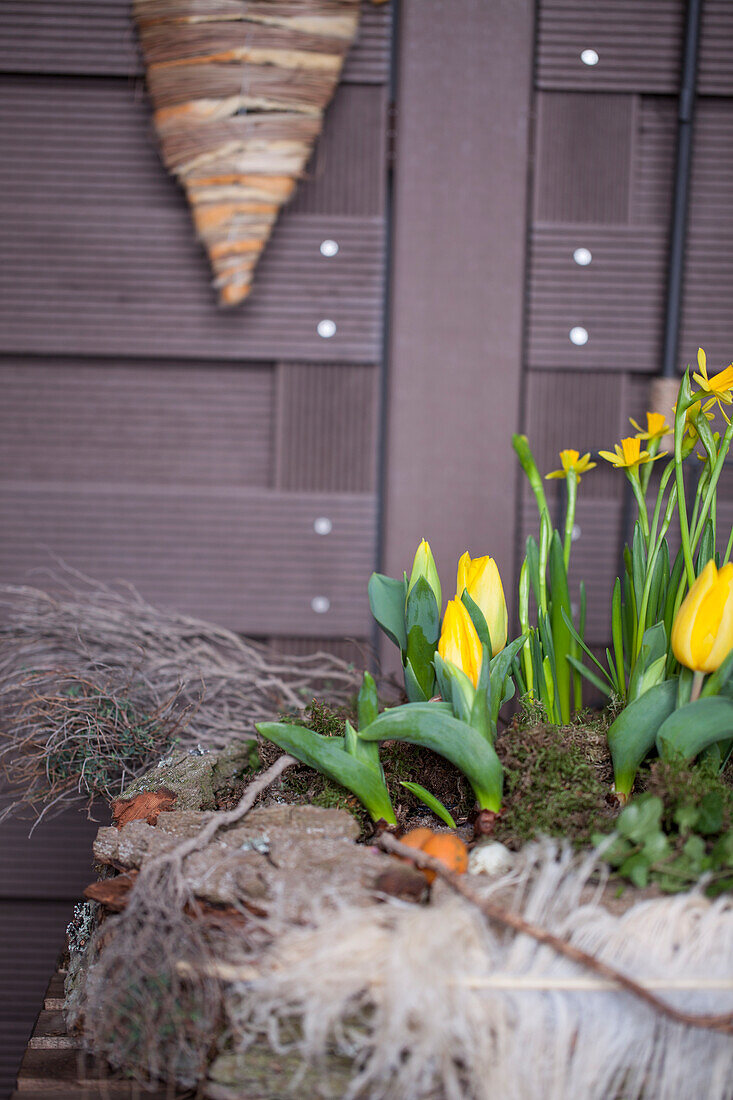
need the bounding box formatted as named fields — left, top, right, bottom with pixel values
left=456, top=551, right=508, bottom=654
left=438, top=598, right=483, bottom=686
left=545, top=449, right=597, bottom=483
left=629, top=412, right=672, bottom=442
left=598, top=436, right=666, bottom=471
left=671, top=559, right=733, bottom=673
left=692, top=347, right=733, bottom=422
left=407, top=538, right=442, bottom=609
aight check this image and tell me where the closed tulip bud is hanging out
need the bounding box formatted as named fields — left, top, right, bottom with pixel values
left=438, top=599, right=483, bottom=687
left=671, top=559, right=733, bottom=673
left=407, top=538, right=442, bottom=610
left=456, top=552, right=508, bottom=655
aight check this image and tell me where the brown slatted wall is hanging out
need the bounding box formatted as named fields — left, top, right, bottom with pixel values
left=0, top=4, right=392, bottom=1091
left=524, top=0, right=733, bottom=647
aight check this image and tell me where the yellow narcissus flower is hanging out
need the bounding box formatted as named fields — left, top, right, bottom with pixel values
left=456, top=551, right=508, bottom=654
left=692, top=347, right=733, bottom=421
left=437, top=598, right=483, bottom=687
left=598, top=436, right=665, bottom=471
left=629, top=412, right=672, bottom=441
left=671, top=560, right=733, bottom=673
left=545, top=449, right=596, bottom=483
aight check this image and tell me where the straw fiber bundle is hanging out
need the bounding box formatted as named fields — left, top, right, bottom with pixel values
left=133, top=0, right=361, bottom=305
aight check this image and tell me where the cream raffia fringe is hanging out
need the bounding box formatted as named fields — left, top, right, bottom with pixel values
left=225, top=842, right=733, bottom=1100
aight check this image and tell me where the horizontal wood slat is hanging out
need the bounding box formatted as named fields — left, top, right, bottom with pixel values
left=275, top=363, right=378, bottom=491
left=0, top=0, right=391, bottom=83
left=527, top=226, right=667, bottom=371
left=534, top=93, right=633, bottom=225
left=0, top=809, right=100, bottom=900
left=0, top=906, right=76, bottom=1099
left=0, top=77, right=385, bottom=362
left=0, top=359, right=274, bottom=488
left=0, top=486, right=376, bottom=635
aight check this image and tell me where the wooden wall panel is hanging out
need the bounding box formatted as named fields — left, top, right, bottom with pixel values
left=0, top=486, right=376, bottom=636
left=527, top=227, right=667, bottom=371
left=0, top=359, right=273, bottom=488
left=534, top=94, right=634, bottom=224
left=0, top=808, right=99, bottom=900
left=0, top=77, right=385, bottom=364
left=0, top=900, right=78, bottom=1099
left=275, top=363, right=378, bottom=492
left=384, top=0, right=533, bottom=624
left=0, top=0, right=391, bottom=84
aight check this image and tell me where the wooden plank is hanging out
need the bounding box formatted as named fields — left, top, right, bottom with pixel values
left=383, top=0, right=534, bottom=633
left=0, top=0, right=391, bottom=84
left=0, top=485, right=376, bottom=636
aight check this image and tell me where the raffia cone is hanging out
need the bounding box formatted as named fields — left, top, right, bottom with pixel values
left=133, top=0, right=361, bottom=306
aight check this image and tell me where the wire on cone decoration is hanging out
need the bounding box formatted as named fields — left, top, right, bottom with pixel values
left=133, top=0, right=362, bottom=306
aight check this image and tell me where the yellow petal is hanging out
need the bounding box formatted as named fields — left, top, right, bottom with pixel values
left=697, top=563, right=733, bottom=672
left=456, top=551, right=472, bottom=599
left=698, top=347, right=707, bottom=375
left=671, top=560, right=717, bottom=670
left=465, top=556, right=508, bottom=654
left=438, top=598, right=483, bottom=686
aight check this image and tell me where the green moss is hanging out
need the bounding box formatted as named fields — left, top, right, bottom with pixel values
left=641, top=755, right=733, bottom=831
left=493, top=716, right=616, bottom=849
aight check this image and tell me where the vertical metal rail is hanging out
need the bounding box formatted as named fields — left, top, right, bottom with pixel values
left=661, top=0, right=703, bottom=379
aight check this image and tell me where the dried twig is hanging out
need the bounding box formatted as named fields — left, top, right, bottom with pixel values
left=378, top=833, right=733, bottom=1037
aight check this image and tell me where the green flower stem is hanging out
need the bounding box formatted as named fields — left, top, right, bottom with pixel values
left=640, top=436, right=661, bottom=494
left=538, top=512, right=550, bottom=616
left=627, top=471, right=650, bottom=542
left=690, top=670, right=705, bottom=703
left=512, top=434, right=551, bottom=525
left=690, top=465, right=710, bottom=540
left=562, top=469, right=578, bottom=573
left=635, top=485, right=677, bottom=659
left=648, top=459, right=676, bottom=550
left=518, top=561, right=533, bottom=694
left=690, top=416, right=733, bottom=552
left=723, top=523, right=733, bottom=565
left=673, top=375, right=696, bottom=588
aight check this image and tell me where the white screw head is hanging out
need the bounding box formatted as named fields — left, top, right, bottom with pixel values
left=313, top=517, right=332, bottom=535
left=311, top=596, right=331, bottom=614
left=573, top=247, right=593, bottom=266
left=320, top=239, right=339, bottom=257
left=580, top=48, right=599, bottom=66
left=569, top=326, right=589, bottom=346
left=317, top=319, right=336, bottom=338
left=571, top=524, right=581, bottom=542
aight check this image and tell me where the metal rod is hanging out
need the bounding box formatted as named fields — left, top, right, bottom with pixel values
left=661, top=0, right=703, bottom=378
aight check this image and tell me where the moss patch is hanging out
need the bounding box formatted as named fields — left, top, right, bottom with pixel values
left=493, top=716, right=617, bottom=849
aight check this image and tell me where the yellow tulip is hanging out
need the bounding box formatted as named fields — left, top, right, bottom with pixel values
left=671, top=560, right=733, bottom=673
left=456, top=552, right=508, bottom=655
left=438, top=599, right=483, bottom=687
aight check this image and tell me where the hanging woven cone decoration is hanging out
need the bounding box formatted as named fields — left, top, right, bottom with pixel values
left=133, top=1, right=362, bottom=306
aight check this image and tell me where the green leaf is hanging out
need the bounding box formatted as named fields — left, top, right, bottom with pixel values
left=632, top=521, right=647, bottom=621
left=628, top=622, right=667, bottom=703
left=357, top=670, right=379, bottom=730
left=405, top=576, right=439, bottom=699
left=488, top=635, right=526, bottom=731
left=607, top=679, right=677, bottom=795
left=696, top=517, right=715, bottom=574
left=697, top=791, right=724, bottom=835
left=656, top=696, right=733, bottom=762
left=619, top=851, right=652, bottom=888
left=256, top=721, right=396, bottom=824
left=399, top=781, right=457, bottom=829
left=434, top=651, right=475, bottom=725
left=561, top=606, right=614, bottom=690
left=461, top=590, right=492, bottom=657
left=368, top=572, right=407, bottom=654
left=343, top=718, right=382, bottom=776
left=404, top=657, right=429, bottom=703
left=360, top=703, right=503, bottom=811
left=548, top=531, right=572, bottom=722
left=524, top=536, right=542, bottom=608
left=567, top=655, right=611, bottom=697
left=469, top=649, right=492, bottom=740
left=616, top=794, right=664, bottom=843
left=701, top=649, right=733, bottom=697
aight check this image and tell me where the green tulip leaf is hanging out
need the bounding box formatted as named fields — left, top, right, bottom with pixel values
left=405, top=576, right=440, bottom=698
left=488, top=635, right=526, bottom=730
left=461, top=591, right=492, bottom=657
left=368, top=572, right=408, bottom=654
left=404, top=656, right=430, bottom=703
left=357, top=670, right=379, bottom=731
left=607, top=678, right=677, bottom=796
left=343, top=718, right=383, bottom=777
left=434, top=651, right=475, bottom=725
left=360, top=703, right=503, bottom=812
left=701, top=649, right=733, bottom=697
left=256, top=721, right=396, bottom=824
left=524, top=536, right=542, bottom=608
left=656, top=696, right=733, bottom=762
left=399, top=781, right=457, bottom=829
left=628, top=622, right=667, bottom=702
